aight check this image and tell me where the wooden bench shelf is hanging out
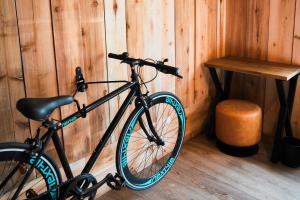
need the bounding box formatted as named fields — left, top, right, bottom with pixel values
left=205, top=57, right=300, bottom=81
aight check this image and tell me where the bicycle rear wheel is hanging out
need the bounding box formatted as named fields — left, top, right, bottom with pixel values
left=0, top=143, right=61, bottom=200
left=116, top=92, right=186, bottom=190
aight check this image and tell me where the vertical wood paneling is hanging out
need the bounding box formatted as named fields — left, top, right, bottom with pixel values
left=268, top=0, right=296, bottom=62
left=104, top=0, right=129, bottom=142
left=225, top=0, right=247, bottom=102
left=225, top=0, right=247, bottom=57
left=143, top=0, right=176, bottom=94
left=51, top=0, right=92, bottom=162
left=195, top=0, right=217, bottom=103
left=264, top=0, right=296, bottom=136
left=241, top=0, right=269, bottom=107
left=226, top=0, right=269, bottom=58
left=79, top=0, right=109, bottom=150
left=51, top=0, right=109, bottom=163
left=225, top=0, right=268, bottom=108
left=245, top=1, right=270, bottom=60
left=190, top=0, right=219, bottom=138
left=217, top=0, right=226, bottom=58
left=175, top=0, right=195, bottom=107
left=15, top=0, right=60, bottom=159
left=125, top=0, right=144, bottom=57
left=126, top=0, right=175, bottom=95
left=292, top=0, right=300, bottom=139
left=0, top=0, right=30, bottom=142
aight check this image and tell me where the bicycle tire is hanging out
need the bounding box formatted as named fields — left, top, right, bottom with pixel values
left=116, top=92, right=186, bottom=190
left=0, top=143, right=61, bottom=200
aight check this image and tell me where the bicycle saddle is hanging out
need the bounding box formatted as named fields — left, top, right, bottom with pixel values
left=16, top=96, right=74, bottom=121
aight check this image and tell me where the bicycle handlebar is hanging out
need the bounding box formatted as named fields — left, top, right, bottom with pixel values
left=108, top=52, right=128, bottom=60
left=108, top=52, right=183, bottom=78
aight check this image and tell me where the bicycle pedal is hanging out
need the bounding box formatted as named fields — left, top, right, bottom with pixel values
left=26, top=189, right=38, bottom=198
left=106, top=173, right=125, bottom=190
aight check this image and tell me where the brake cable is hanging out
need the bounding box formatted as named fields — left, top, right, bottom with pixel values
left=137, top=58, right=159, bottom=94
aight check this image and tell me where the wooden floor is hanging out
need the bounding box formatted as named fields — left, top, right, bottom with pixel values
left=99, top=136, right=300, bottom=200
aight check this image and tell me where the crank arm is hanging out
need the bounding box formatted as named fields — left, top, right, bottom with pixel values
left=80, top=174, right=111, bottom=198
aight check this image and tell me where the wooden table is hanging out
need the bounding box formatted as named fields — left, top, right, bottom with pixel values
left=204, top=57, right=300, bottom=163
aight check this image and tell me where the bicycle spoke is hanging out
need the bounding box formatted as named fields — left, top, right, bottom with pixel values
left=127, top=141, right=148, bottom=151
left=140, top=148, right=154, bottom=178
left=134, top=129, right=148, bottom=139
left=0, top=162, right=21, bottom=192
left=160, top=108, right=175, bottom=134
left=130, top=137, right=148, bottom=143
left=0, top=161, right=9, bottom=183
left=149, top=146, right=160, bottom=177
left=152, top=146, right=160, bottom=177
left=156, top=106, right=174, bottom=135
left=128, top=143, right=149, bottom=169
left=0, top=159, right=49, bottom=200
left=135, top=148, right=150, bottom=174
left=157, top=117, right=176, bottom=135
left=155, top=104, right=168, bottom=130
left=161, top=123, right=178, bottom=139
left=11, top=164, right=34, bottom=200
left=128, top=147, right=149, bottom=166
left=140, top=147, right=154, bottom=175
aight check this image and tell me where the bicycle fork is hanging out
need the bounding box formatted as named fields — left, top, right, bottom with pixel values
left=137, top=97, right=165, bottom=146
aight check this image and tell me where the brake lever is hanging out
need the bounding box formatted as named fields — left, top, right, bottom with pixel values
left=156, top=58, right=168, bottom=65
left=176, top=74, right=183, bottom=79
left=175, top=68, right=183, bottom=79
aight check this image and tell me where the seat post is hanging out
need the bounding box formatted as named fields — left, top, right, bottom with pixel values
left=51, top=128, right=74, bottom=179
left=42, top=119, right=58, bottom=130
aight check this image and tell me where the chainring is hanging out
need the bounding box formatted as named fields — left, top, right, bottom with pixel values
left=60, top=173, right=97, bottom=200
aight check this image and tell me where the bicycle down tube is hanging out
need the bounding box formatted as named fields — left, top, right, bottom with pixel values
left=51, top=81, right=138, bottom=179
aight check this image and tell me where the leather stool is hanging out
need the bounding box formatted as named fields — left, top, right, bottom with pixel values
left=216, top=99, right=262, bottom=157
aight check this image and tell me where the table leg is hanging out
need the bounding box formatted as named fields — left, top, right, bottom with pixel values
left=271, top=80, right=288, bottom=162
left=271, top=75, right=298, bottom=163
left=285, top=75, right=298, bottom=136
left=224, top=71, right=233, bottom=99
left=205, top=68, right=233, bottom=138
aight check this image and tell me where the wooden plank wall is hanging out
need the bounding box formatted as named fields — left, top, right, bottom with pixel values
left=0, top=0, right=222, bottom=184
left=225, top=0, right=300, bottom=139
left=0, top=0, right=31, bottom=143
left=4, top=0, right=300, bottom=196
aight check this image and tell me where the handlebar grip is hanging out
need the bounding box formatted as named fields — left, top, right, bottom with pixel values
left=108, top=52, right=128, bottom=60
left=156, top=64, right=183, bottom=78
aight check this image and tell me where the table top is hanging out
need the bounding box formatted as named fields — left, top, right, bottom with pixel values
left=205, top=57, right=300, bottom=81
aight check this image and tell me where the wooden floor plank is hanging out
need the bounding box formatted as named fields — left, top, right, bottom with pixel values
left=99, top=137, right=300, bottom=200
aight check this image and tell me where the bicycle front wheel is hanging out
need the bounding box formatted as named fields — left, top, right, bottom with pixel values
left=116, top=92, right=186, bottom=190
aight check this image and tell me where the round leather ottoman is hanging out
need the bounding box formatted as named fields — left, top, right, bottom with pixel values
left=216, top=99, right=262, bottom=157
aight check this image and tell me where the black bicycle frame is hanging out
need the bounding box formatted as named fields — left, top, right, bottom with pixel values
left=6, top=54, right=181, bottom=199
left=45, top=80, right=139, bottom=180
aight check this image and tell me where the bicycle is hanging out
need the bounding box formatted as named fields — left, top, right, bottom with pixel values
left=0, top=52, right=186, bottom=200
